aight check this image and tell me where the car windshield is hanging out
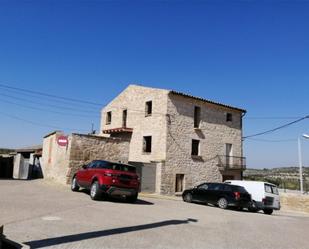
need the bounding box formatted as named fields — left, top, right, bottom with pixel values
left=96, top=161, right=136, bottom=172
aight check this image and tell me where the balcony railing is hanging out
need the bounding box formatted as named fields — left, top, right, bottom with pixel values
left=217, top=155, right=246, bottom=170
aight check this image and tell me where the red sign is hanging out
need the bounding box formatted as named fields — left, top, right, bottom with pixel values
left=57, top=136, right=68, bottom=146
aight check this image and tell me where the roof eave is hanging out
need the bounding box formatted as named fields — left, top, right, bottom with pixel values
left=169, top=91, right=246, bottom=113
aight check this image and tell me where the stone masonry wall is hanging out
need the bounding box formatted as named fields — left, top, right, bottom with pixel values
left=42, top=132, right=130, bottom=185
left=162, top=93, right=244, bottom=194
left=67, top=133, right=130, bottom=184
left=100, top=85, right=169, bottom=163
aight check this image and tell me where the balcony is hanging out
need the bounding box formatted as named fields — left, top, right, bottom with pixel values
left=217, top=155, right=246, bottom=171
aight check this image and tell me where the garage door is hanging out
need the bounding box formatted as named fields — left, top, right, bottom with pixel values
left=129, top=162, right=156, bottom=193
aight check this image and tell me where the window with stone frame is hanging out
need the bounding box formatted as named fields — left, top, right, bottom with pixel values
left=226, top=113, right=233, bottom=122
left=191, top=139, right=200, bottom=156
left=194, top=106, right=201, bottom=128
left=106, top=111, right=112, bottom=125
left=145, top=101, right=152, bottom=116
left=143, top=136, right=152, bottom=153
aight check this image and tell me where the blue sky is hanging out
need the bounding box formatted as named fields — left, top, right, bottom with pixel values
left=0, top=1, right=308, bottom=168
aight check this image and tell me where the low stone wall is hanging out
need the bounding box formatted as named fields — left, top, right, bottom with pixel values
left=280, top=193, right=309, bottom=213
left=66, top=133, right=130, bottom=183
left=42, top=132, right=130, bottom=185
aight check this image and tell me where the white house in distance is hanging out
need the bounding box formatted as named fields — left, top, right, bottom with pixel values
left=101, top=84, right=246, bottom=195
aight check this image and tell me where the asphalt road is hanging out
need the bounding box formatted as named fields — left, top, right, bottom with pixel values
left=0, top=179, right=309, bottom=249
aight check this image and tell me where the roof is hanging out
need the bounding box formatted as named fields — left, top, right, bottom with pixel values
left=15, top=145, right=42, bottom=153
left=127, top=84, right=246, bottom=113
left=169, top=90, right=246, bottom=113
left=102, top=127, right=133, bottom=134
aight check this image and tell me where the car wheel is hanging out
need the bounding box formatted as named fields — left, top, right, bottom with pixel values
left=217, top=197, right=228, bottom=209
left=263, top=209, right=273, bottom=215
left=71, top=176, right=79, bottom=192
left=248, top=201, right=258, bottom=212
left=90, top=181, right=100, bottom=200
left=183, top=193, right=192, bottom=203
left=127, top=194, right=138, bottom=203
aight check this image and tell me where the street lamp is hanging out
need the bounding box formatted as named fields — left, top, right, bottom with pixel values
left=298, top=134, right=309, bottom=194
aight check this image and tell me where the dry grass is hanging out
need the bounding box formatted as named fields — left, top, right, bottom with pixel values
left=280, top=193, right=309, bottom=213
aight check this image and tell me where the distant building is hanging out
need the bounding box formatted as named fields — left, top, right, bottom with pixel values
left=0, top=146, right=42, bottom=180
left=101, top=85, right=246, bottom=194
left=13, top=145, right=43, bottom=180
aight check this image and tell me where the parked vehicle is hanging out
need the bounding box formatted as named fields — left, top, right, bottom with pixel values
left=224, top=180, right=280, bottom=215
left=182, top=182, right=252, bottom=210
left=71, top=160, right=140, bottom=202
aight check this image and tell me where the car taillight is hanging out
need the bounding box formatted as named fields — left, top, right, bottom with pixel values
left=234, top=192, right=241, bottom=200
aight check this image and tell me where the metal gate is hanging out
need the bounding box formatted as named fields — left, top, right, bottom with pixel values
left=129, top=162, right=157, bottom=193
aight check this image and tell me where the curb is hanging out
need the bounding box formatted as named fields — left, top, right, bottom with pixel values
left=139, top=193, right=182, bottom=202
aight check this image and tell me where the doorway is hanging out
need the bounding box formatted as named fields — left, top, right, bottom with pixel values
left=175, top=174, right=185, bottom=192
left=225, top=143, right=233, bottom=166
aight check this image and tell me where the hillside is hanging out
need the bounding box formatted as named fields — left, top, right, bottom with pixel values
left=0, top=148, right=15, bottom=154
left=244, top=167, right=309, bottom=191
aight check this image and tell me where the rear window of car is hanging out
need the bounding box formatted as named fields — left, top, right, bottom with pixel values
left=264, top=184, right=279, bottom=195
left=231, top=185, right=247, bottom=193
left=96, top=161, right=136, bottom=172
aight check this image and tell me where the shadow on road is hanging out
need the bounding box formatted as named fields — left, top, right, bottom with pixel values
left=25, top=218, right=198, bottom=249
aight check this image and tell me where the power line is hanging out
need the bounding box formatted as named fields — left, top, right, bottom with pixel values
left=243, top=115, right=309, bottom=139
left=244, top=116, right=304, bottom=120
left=0, top=82, right=103, bottom=106
left=0, top=83, right=169, bottom=116
left=245, top=138, right=297, bottom=143
left=0, top=111, right=87, bottom=132
left=0, top=93, right=100, bottom=114
left=0, top=98, right=100, bottom=118
left=0, top=87, right=102, bottom=110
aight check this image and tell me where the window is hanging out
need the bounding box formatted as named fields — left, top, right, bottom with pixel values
left=96, top=160, right=136, bottom=172
left=145, top=101, right=152, bottom=116
left=210, top=183, right=223, bottom=191
left=143, top=136, right=152, bottom=153
left=106, top=111, right=112, bottom=124
left=264, top=184, right=279, bottom=195
left=225, top=143, right=233, bottom=165
left=198, top=183, right=209, bottom=190
left=191, top=139, right=200, bottom=156
left=194, top=106, right=201, bottom=128
left=87, top=162, right=96, bottom=168
left=223, top=185, right=232, bottom=191
left=122, top=109, right=127, bottom=127
left=226, top=113, right=233, bottom=122
left=264, top=184, right=272, bottom=193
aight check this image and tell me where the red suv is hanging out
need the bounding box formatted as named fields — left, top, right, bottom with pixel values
left=71, top=160, right=140, bottom=202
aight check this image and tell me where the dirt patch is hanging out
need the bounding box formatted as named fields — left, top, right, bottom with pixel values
left=280, top=193, right=309, bottom=213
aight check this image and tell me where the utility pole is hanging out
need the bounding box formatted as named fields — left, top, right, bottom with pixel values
left=91, top=123, right=94, bottom=134
left=298, top=137, right=303, bottom=194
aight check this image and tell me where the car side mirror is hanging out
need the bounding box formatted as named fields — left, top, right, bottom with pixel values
left=82, top=165, right=87, bottom=169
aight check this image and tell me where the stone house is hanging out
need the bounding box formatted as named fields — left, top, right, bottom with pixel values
left=101, top=85, right=246, bottom=195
